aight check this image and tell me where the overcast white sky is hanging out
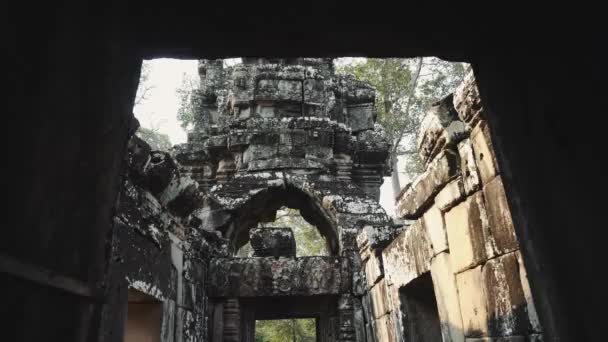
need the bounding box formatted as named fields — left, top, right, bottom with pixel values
left=133, top=58, right=400, bottom=216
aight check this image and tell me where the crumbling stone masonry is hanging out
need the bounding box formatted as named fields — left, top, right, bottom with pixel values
left=358, top=73, right=544, bottom=342
left=104, top=60, right=543, bottom=342
left=106, top=58, right=396, bottom=342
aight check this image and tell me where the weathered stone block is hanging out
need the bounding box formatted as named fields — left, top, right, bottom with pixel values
left=374, top=315, right=391, bottom=342
left=516, top=252, right=542, bottom=333
left=482, top=253, right=529, bottom=337
left=471, top=120, right=499, bottom=184
left=370, top=279, right=390, bottom=319
left=145, top=151, right=178, bottom=196
left=483, top=176, right=519, bottom=254
left=161, top=299, right=176, bottom=342
left=445, top=192, right=493, bottom=272
left=453, top=72, right=483, bottom=126
left=160, top=176, right=201, bottom=217
left=242, top=145, right=277, bottom=165
left=423, top=205, right=449, bottom=255
left=430, top=252, right=465, bottom=342
left=190, top=206, right=232, bottom=231
left=305, top=145, right=333, bottom=160
left=458, top=139, right=481, bottom=195
left=249, top=228, right=296, bottom=258
left=382, top=220, right=432, bottom=287
left=128, top=135, right=151, bottom=175
left=348, top=103, right=374, bottom=132
left=303, top=79, right=327, bottom=104
left=435, top=178, right=466, bottom=212
left=456, top=265, right=489, bottom=337
left=364, top=252, right=384, bottom=287
left=255, top=79, right=302, bottom=102
left=397, top=149, right=460, bottom=219
left=417, top=94, right=468, bottom=164
left=208, top=256, right=343, bottom=297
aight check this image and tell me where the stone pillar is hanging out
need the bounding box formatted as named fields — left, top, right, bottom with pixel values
left=338, top=294, right=357, bottom=342
left=223, top=298, right=240, bottom=342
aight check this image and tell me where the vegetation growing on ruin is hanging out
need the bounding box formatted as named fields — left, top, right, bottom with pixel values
left=255, top=318, right=316, bottom=342
left=336, top=58, right=469, bottom=181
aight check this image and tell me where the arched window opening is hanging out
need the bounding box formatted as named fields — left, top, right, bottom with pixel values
left=237, top=206, right=330, bottom=257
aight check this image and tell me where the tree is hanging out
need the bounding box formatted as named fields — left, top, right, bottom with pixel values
left=135, top=61, right=154, bottom=106
left=255, top=318, right=316, bottom=342
left=176, top=72, right=200, bottom=131
left=133, top=61, right=173, bottom=151
left=135, top=127, right=172, bottom=151
left=336, top=57, right=468, bottom=191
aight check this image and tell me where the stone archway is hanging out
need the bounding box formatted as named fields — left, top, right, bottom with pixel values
left=202, top=173, right=395, bottom=342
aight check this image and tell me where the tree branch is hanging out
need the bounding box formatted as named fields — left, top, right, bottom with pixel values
left=390, top=56, right=424, bottom=157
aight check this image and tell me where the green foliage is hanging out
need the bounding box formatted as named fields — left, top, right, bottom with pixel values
left=337, top=58, right=468, bottom=179
left=255, top=319, right=316, bottom=342
left=136, top=126, right=172, bottom=151
left=176, top=73, right=200, bottom=131
left=237, top=207, right=328, bottom=257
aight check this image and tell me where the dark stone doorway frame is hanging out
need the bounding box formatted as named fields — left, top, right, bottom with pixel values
left=9, top=6, right=603, bottom=341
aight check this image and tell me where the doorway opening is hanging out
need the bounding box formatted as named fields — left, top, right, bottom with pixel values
left=124, top=289, right=163, bottom=342
left=399, top=272, right=442, bottom=342
left=255, top=318, right=317, bottom=342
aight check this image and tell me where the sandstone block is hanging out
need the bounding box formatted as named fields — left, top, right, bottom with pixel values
left=453, top=72, right=483, bottom=126
left=397, top=149, right=460, bottom=219
left=249, top=228, right=296, bottom=258
left=364, top=252, right=384, bottom=287
left=208, top=256, right=342, bottom=297
left=458, top=139, right=482, bottom=195
left=255, top=79, right=302, bottom=102
left=382, top=220, right=432, bottom=287
left=417, top=94, right=468, bottom=164
left=370, top=279, right=390, bottom=319
left=483, top=176, right=519, bottom=254
left=303, top=79, right=327, bottom=104
left=242, top=145, right=277, bottom=165
left=445, top=192, right=492, bottom=272
left=516, top=252, right=542, bottom=333
left=435, top=179, right=466, bottom=212
left=430, top=252, right=465, bottom=342
left=374, top=315, right=391, bottom=342
left=483, top=253, right=528, bottom=337
left=471, top=120, right=499, bottom=184
left=423, top=205, right=449, bottom=255
left=456, top=265, right=489, bottom=337
left=348, top=103, right=375, bottom=132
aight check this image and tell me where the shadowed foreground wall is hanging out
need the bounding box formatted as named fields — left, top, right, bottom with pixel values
left=7, top=4, right=603, bottom=341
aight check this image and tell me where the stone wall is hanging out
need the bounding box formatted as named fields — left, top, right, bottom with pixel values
left=168, top=58, right=397, bottom=342
left=358, top=74, right=543, bottom=342
left=101, top=121, right=227, bottom=342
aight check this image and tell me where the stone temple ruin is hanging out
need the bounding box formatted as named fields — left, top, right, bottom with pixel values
left=109, top=58, right=544, bottom=341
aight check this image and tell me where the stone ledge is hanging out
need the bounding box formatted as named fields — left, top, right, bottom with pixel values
left=396, top=149, right=460, bottom=219
left=382, top=220, right=432, bottom=287
left=208, top=256, right=343, bottom=297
